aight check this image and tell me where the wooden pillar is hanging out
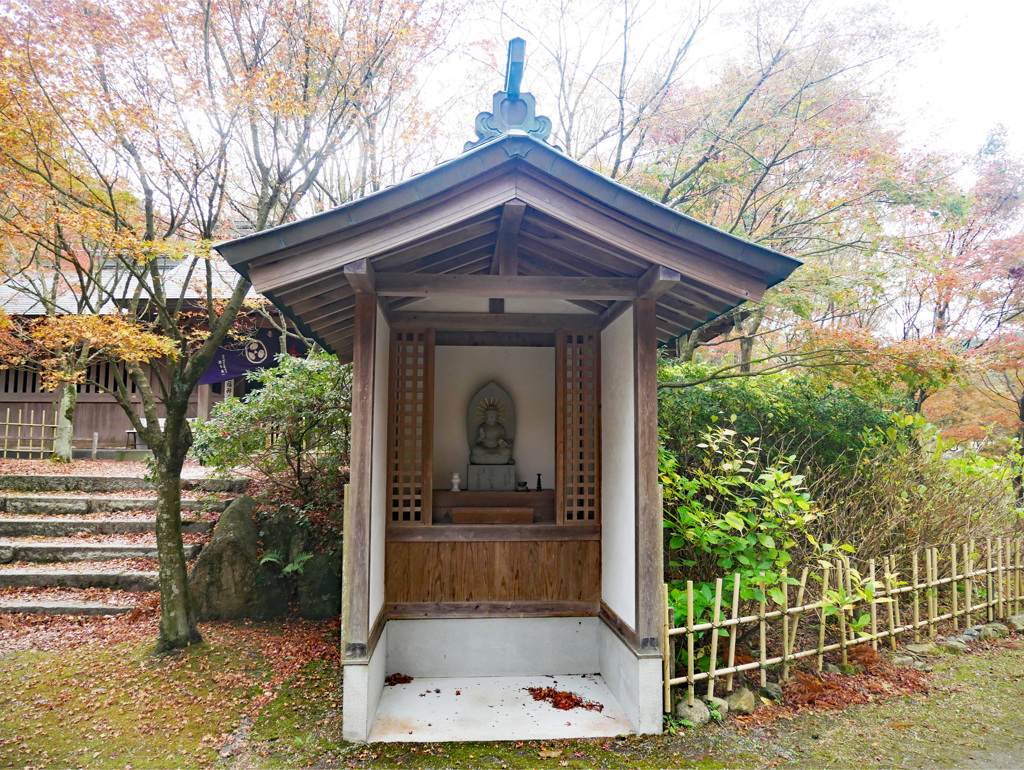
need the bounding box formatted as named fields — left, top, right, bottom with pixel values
left=634, top=298, right=661, bottom=651
left=342, top=291, right=377, bottom=659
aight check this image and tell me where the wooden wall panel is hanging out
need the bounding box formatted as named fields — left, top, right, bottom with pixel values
left=385, top=540, right=600, bottom=605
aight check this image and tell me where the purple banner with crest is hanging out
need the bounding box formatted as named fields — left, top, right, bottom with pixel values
left=199, top=329, right=303, bottom=385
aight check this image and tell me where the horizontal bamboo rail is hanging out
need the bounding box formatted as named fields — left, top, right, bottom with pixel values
left=663, top=537, right=1024, bottom=711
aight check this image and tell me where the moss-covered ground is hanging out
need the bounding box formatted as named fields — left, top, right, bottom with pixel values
left=0, top=616, right=1020, bottom=769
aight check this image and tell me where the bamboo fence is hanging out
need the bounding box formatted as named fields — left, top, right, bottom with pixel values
left=662, top=536, right=1024, bottom=711
left=0, top=406, right=60, bottom=459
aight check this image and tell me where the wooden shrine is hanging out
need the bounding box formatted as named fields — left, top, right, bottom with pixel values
left=217, top=41, right=800, bottom=742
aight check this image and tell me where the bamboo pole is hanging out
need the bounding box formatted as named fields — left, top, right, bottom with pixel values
left=869, top=559, right=878, bottom=650
left=708, top=577, right=723, bottom=699
left=789, top=567, right=810, bottom=656
left=818, top=563, right=830, bottom=671
left=997, top=537, right=1005, bottom=620
left=986, top=538, right=994, bottom=622
left=836, top=559, right=848, bottom=666
left=781, top=570, right=790, bottom=681
left=951, top=544, right=959, bottom=631
left=964, top=541, right=973, bottom=627
left=759, top=576, right=767, bottom=689
left=687, top=580, right=695, bottom=707
left=890, top=556, right=903, bottom=641
left=884, top=556, right=897, bottom=650
left=663, top=584, right=671, bottom=713
left=1016, top=539, right=1021, bottom=617
left=927, top=548, right=936, bottom=639
left=726, top=574, right=740, bottom=692
left=3, top=407, right=8, bottom=458
left=912, top=551, right=921, bottom=642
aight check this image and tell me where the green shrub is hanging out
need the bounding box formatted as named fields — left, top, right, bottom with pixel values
left=191, top=352, right=351, bottom=510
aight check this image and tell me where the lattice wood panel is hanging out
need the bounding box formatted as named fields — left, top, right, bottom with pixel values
left=387, top=329, right=434, bottom=525
left=556, top=331, right=600, bottom=524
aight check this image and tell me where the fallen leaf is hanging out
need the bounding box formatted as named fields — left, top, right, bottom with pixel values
left=538, top=749, right=563, bottom=759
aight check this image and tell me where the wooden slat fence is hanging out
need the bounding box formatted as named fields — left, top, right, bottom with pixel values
left=663, top=536, right=1024, bottom=710
left=0, top=405, right=60, bottom=458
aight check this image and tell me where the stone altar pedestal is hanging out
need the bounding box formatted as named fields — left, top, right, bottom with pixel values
left=467, top=465, right=516, bottom=491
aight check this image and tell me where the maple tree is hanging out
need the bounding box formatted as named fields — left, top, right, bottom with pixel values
left=0, top=0, right=446, bottom=650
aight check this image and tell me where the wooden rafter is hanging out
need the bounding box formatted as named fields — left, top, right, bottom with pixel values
left=374, top=273, right=638, bottom=300
left=489, top=200, right=527, bottom=275
left=390, top=311, right=600, bottom=332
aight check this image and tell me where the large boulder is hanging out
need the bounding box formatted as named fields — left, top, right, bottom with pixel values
left=298, top=552, right=341, bottom=620
left=188, top=495, right=263, bottom=620
left=726, top=687, right=757, bottom=714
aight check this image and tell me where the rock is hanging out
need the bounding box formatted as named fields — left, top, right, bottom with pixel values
left=891, top=655, right=915, bottom=666
left=760, top=682, right=784, bottom=702
left=188, top=495, right=263, bottom=621
left=975, top=627, right=996, bottom=641
left=255, top=562, right=291, bottom=618
left=675, top=698, right=710, bottom=726
left=952, top=635, right=974, bottom=645
left=905, top=643, right=937, bottom=656
left=938, top=639, right=969, bottom=654
left=823, top=663, right=842, bottom=674
left=981, top=623, right=1009, bottom=637
left=1008, top=615, right=1024, bottom=632
left=704, top=695, right=729, bottom=717
left=962, top=627, right=982, bottom=639
left=911, top=660, right=934, bottom=673
left=298, top=552, right=341, bottom=620
left=838, top=663, right=864, bottom=676
left=726, top=687, right=757, bottom=714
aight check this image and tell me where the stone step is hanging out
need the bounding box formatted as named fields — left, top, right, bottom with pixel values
left=0, top=474, right=247, bottom=494
left=0, top=542, right=201, bottom=563
left=0, top=569, right=158, bottom=591
left=0, top=600, right=133, bottom=616
left=0, top=518, right=214, bottom=537
left=0, top=495, right=228, bottom=515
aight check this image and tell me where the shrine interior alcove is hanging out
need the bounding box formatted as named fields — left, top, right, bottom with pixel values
left=216, top=38, right=801, bottom=744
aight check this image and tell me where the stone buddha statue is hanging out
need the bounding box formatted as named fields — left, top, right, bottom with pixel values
left=471, top=406, right=514, bottom=465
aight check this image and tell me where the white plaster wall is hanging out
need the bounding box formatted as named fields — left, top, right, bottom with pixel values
left=598, top=623, right=663, bottom=734
left=601, top=311, right=636, bottom=628
left=342, top=624, right=388, bottom=743
left=432, top=346, right=554, bottom=490
left=368, top=308, right=390, bottom=624
left=386, top=618, right=599, bottom=677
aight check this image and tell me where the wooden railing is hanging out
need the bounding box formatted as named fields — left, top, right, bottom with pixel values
left=663, top=536, right=1024, bottom=710
left=0, top=405, right=60, bottom=459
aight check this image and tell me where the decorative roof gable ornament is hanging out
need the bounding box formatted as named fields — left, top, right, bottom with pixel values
left=464, top=38, right=554, bottom=151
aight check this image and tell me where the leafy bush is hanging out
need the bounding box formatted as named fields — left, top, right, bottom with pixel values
left=661, top=427, right=837, bottom=630
left=192, top=352, right=351, bottom=510
left=658, top=360, right=898, bottom=469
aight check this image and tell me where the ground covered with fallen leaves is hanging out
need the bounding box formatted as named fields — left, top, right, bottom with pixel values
left=0, top=612, right=1021, bottom=769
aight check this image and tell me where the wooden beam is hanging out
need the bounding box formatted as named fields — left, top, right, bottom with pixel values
left=490, top=200, right=527, bottom=275
left=634, top=298, right=661, bottom=653
left=390, top=312, right=600, bottom=332
left=435, top=331, right=555, bottom=347
left=599, top=300, right=632, bottom=329
left=638, top=264, right=682, bottom=299
left=374, top=273, right=637, bottom=300
left=343, top=259, right=375, bottom=294
left=342, top=292, right=377, bottom=660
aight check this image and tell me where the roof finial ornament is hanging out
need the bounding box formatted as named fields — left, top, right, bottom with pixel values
left=464, top=38, right=553, bottom=151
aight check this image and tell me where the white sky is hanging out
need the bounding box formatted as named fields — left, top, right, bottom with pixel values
left=869, top=0, right=1024, bottom=156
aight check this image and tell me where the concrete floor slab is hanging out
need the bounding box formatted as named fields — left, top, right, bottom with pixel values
left=367, top=674, right=634, bottom=743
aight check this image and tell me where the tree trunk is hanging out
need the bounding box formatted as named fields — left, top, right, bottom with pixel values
left=153, top=439, right=201, bottom=651
left=51, top=385, right=77, bottom=462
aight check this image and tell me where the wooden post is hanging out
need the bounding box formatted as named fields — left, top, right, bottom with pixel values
left=342, top=291, right=378, bottom=660
left=686, top=580, right=695, bottom=706
left=818, top=563, right=830, bottom=671
left=3, top=407, right=9, bottom=458
left=634, top=299, right=662, bottom=653
left=708, top=577, right=723, bottom=698
left=726, top=574, right=740, bottom=692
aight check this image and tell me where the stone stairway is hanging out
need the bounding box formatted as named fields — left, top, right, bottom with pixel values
left=0, top=473, right=245, bottom=616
